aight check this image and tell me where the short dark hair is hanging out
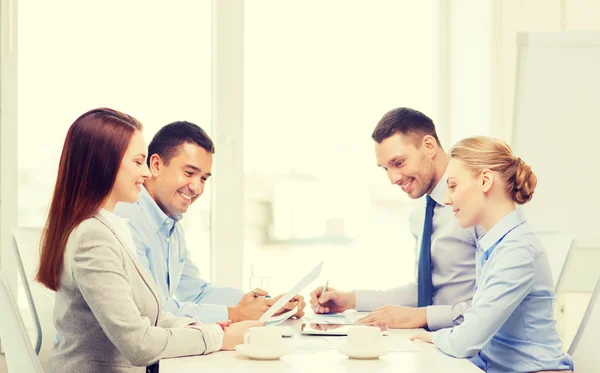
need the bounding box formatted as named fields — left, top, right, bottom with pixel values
left=148, top=121, right=215, bottom=166
left=371, top=107, right=441, bottom=147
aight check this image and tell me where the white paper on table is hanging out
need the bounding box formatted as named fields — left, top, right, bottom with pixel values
left=305, top=313, right=356, bottom=324
left=259, top=261, right=324, bottom=322
left=305, top=310, right=366, bottom=324
left=265, top=305, right=298, bottom=326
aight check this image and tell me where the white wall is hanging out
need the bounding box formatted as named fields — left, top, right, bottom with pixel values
left=448, top=0, right=495, bottom=144
left=496, top=0, right=563, bottom=142
left=442, top=0, right=600, bottom=142
left=211, top=0, right=245, bottom=288
left=0, top=0, right=18, bottom=353
left=438, top=0, right=600, bottom=144
left=433, top=0, right=495, bottom=146
left=0, top=0, right=18, bottom=295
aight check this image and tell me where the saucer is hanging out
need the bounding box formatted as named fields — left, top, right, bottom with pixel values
left=235, top=344, right=292, bottom=360
left=335, top=343, right=391, bottom=360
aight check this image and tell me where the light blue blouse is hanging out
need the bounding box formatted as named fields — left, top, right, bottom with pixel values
left=432, top=209, right=573, bottom=372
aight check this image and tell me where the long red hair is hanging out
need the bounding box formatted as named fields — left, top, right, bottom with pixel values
left=37, top=108, right=143, bottom=291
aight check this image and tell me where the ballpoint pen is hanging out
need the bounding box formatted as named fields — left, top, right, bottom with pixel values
left=315, top=280, right=329, bottom=313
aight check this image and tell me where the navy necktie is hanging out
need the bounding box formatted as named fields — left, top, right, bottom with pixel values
left=418, top=195, right=435, bottom=307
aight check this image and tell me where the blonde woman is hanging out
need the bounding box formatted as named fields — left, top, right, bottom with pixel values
left=411, top=136, right=573, bottom=373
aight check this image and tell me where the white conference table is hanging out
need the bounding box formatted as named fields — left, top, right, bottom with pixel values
left=161, top=315, right=483, bottom=373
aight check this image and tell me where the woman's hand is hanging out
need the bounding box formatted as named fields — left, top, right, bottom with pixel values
left=220, top=320, right=265, bottom=350
left=409, top=331, right=434, bottom=344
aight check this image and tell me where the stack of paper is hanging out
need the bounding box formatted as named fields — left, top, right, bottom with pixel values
left=260, top=261, right=324, bottom=324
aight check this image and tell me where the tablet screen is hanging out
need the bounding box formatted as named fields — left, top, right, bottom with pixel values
left=300, top=323, right=389, bottom=336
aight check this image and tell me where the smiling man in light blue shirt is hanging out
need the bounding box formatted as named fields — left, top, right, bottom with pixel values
left=115, top=121, right=305, bottom=323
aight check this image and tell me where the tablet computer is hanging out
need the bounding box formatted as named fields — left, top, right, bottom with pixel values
left=299, top=323, right=389, bottom=336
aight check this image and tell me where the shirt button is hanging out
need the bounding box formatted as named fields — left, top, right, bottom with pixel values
left=166, top=238, right=170, bottom=242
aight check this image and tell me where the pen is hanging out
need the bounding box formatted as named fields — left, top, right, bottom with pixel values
left=315, top=280, right=329, bottom=313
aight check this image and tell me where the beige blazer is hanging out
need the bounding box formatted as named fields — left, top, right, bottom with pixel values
left=47, top=212, right=223, bottom=373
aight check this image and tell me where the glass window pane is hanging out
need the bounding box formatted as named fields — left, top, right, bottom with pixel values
left=244, top=0, right=433, bottom=294
left=18, top=0, right=212, bottom=278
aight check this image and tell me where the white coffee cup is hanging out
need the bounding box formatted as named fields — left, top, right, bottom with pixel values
left=243, top=326, right=283, bottom=349
left=347, top=326, right=383, bottom=349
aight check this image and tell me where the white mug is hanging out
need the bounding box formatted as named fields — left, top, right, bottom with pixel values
left=347, top=326, right=383, bottom=349
left=243, top=326, right=283, bottom=348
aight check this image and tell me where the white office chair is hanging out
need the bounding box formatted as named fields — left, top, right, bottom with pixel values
left=12, top=227, right=56, bottom=368
left=0, top=271, right=45, bottom=372
left=537, top=232, right=575, bottom=292
left=568, top=275, right=600, bottom=373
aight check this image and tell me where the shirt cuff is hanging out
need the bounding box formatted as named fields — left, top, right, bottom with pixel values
left=426, top=305, right=454, bottom=331
left=353, top=290, right=382, bottom=311
left=181, top=319, right=201, bottom=328
left=430, top=328, right=454, bottom=357
left=431, top=330, right=441, bottom=346
left=185, top=323, right=224, bottom=353
left=178, top=302, right=229, bottom=324
left=206, top=305, right=230, bottom=324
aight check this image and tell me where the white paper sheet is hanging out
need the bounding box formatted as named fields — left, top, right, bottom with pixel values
left=259, top=261, right=324, bottom=322
left=305, top=313, right=356, bottom=324
left=305, top=310, right=365, bottom=324
left=265, top=306, right=298, bottom=326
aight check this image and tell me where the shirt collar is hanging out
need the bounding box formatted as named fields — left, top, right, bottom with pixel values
left=477, top=208, right=526, bottom=253
left=428, top=169, right=449, bottom=206
left=97, top=208, right=129, bottom=228
left=137, top=185, right=182, bottom=233
left=96, top=208, right=137, bottom=254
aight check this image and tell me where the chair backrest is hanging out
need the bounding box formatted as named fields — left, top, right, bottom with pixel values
left=537, top=231, right=575, bottom=291
left=0, top=271, right=45, bottom=372
left=12, top=229, right=43, bottom=355
left=12, top=227, right=56, bottom=368
left=568, top=276, right=600, bottom=373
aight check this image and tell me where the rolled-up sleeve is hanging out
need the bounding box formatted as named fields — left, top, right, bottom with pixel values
left=354, top=282, right=418, bottom=311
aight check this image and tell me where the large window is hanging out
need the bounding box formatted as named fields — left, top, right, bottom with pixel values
left=243, top=0, right=433, bottom=294
left=17, top=1, right=434, bottom=294
left=18, top=0, right=213, bottom=276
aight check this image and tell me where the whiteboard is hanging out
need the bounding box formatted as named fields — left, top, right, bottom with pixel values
left=512, top=31, right=600, bottom=249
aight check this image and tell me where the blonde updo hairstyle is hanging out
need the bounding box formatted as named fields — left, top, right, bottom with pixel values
left=449, top=136, right=537, bottom=205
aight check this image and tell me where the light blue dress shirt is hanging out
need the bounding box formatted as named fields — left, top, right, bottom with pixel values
left=432, top=209, right=574, bottom=373
left=114, top=186, right=244, bottom=323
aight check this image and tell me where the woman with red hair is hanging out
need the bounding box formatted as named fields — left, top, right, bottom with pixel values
left=38, top=108, right=260, bottom=373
